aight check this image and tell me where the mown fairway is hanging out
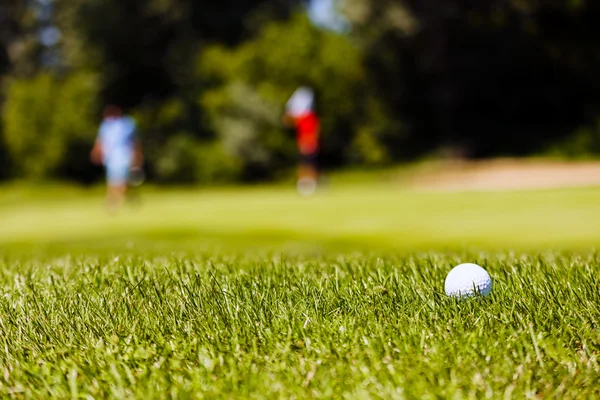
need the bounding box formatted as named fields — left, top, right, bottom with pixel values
left=1, top=183, right=600, bottom=398
left=2, top=182, right=600, bottom=251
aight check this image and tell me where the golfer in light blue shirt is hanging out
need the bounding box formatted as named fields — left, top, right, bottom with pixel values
left=91, top=105, right=143, bottom=209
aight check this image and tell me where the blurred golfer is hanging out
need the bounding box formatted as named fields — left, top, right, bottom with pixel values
left=283, top=86, right=320, bottom=196
left=91, top=105, right=143, bottom=209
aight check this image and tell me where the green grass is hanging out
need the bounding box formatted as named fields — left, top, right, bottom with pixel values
left=1, top=252, right=599, bottom=398
left=2, top=182, right=600, bottom=252
left=1, top=183, right=600, bottom=397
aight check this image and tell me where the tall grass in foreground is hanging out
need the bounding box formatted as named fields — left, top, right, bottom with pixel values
left=0, top=252, right=599, bottom=398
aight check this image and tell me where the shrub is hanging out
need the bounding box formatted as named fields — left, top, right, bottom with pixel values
left=154, top=134, right=240, bottom=184
left=546, top=119, right=600, bottom=160
left=1, top=72, right=98, bottom=180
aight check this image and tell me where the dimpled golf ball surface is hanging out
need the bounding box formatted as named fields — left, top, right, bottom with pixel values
left=444, top=263, right=492, bottom=298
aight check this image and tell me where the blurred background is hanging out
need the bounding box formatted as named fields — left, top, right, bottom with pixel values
left=4, top=0, right=600, bottom=253
left=2, top=0, right=600, bottom=185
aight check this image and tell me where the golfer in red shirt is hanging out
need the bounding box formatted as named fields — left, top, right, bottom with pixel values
left=283, top=87, right=320, bottom=196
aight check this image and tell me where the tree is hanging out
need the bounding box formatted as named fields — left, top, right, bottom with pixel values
left=198, top=13, right=395, bottom=179
left=0, top=0, right=25, bottom=76
left=2, top=73, right=98, bottom=180
left=49, top=0, right=302, bottom=182
left=0, top=0, right=28, bottom=179
left=54, top=0, right=299, bottom=108
left=342, top=0, right=600, bottom=157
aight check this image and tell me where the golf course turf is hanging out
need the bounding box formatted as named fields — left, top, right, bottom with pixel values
left=1, top=183, right=599, bottom=398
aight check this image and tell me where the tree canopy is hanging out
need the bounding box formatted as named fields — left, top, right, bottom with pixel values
left=2, top=0, right=600, bottom=183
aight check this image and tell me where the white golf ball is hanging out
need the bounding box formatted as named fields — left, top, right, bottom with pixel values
left=444, top=263, right=492, bottom=298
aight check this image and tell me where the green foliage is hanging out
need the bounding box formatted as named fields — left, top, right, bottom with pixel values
left=342, top=0, right=600, bottom=158
left=0, top=0, right=41, bottom=77
left=1, top=73, right=98, bottom=179
left=132, top=97, right=188, bottom=159
left=154, top=134, right=241, bottom=184
left=0, top=124, right=10, bottom=180
left=5, top=0, right=600, bottom=184
left=351, top=127, right=389, bottom=165
left=199, top=13, right=394, bottom=173
left=546, top=119, right=600, bottom=159
left=132, top=98, right=241, bottom=185
left=195, top=140, right=243, bottom=184
left=202, top=81, right=294, bottom=178
left=53, top=0, right=292, bottom=108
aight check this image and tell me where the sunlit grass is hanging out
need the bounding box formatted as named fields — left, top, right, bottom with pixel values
left=2, top=183, right=600, bottom=251
left=1, top=184, right=600, bottom=397
left=0, top=252, right=599, bottom=398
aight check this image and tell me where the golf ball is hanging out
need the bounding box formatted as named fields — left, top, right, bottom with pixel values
left=444, top=263, right=492, bottom=298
